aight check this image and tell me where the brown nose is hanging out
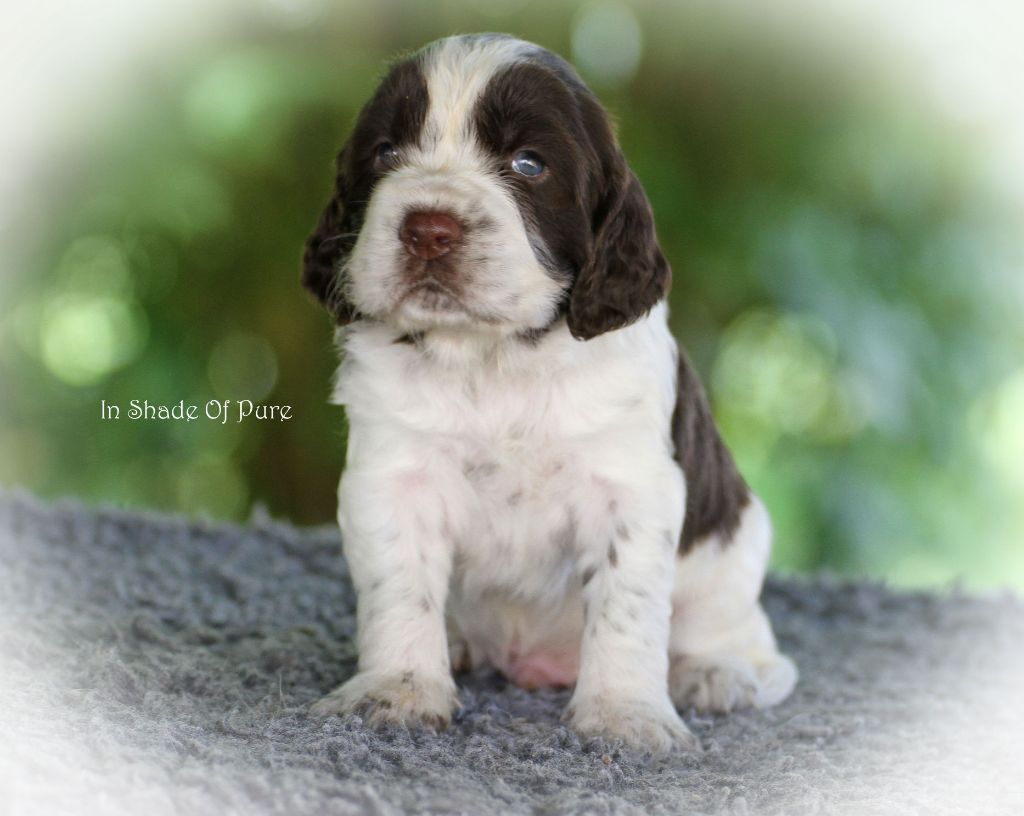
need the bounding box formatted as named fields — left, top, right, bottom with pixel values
left=399, top=211, right=461, bottom=260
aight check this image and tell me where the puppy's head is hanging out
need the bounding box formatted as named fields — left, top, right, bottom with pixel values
left=303, top=34, right=669, bottom=341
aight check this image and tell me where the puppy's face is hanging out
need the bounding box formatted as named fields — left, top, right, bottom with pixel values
left=303, top=35, right=669, bottom=341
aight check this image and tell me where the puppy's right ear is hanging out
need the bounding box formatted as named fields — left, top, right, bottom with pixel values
left=302, top=144, right=358, bottom=323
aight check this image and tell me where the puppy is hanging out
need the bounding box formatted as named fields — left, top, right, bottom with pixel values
left=303, top=34, right=796, bottom=753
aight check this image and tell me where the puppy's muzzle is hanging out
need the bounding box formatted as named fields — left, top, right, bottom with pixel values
left=399, top=211, right=462, bottom=260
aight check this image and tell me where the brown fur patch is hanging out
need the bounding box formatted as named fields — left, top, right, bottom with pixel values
left=672, top=349, right=750, bottom=552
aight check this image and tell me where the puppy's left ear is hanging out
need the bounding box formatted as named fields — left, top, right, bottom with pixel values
left=302, top=144, right=358, bottom=324
left=567, top=158, right=670, bottom=341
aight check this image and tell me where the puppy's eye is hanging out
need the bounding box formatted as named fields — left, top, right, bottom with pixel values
left=375, top=142, right=400, bottom=170
left=511, top=150, right=545, bottom=178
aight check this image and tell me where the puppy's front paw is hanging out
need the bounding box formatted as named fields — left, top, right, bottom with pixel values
left=669, top=651, right=798, bottom=713
left=566, top=695, right=701, bottom=755
left=310, top=671, right=458, bottom=730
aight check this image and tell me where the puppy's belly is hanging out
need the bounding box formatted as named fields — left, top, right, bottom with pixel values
left=446, top=445, right=592, bottom=687
left=506, top=648, right=578, bottom=689
left=449, top=591, right=584, bottom=688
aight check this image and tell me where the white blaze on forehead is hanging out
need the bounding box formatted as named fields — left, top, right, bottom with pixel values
left=419, top=36, right=534, bottom=163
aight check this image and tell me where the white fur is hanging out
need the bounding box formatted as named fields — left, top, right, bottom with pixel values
left=312, top=36, right=796, bottom=753
left=669, top=498, right=798, bottom=712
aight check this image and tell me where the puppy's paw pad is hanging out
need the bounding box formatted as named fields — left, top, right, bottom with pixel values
left=311, top=671, right=457, bottom=730
left=566, top=696, right=700, bottom=755
left=670, top=652, right=797, bottom=713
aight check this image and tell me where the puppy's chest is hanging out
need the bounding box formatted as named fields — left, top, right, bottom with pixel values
left=453, top=427, right=585, bottom=596
left=347, top=341, right=662, bottom=591
left=417, top=367, right=598, bottom=504
left=437, top=389, right=619, bottom=596
left=460, top=422, right=572, bottom=503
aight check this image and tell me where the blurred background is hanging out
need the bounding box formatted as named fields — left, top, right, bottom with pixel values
left=1, top=0, right=1022, bottom=589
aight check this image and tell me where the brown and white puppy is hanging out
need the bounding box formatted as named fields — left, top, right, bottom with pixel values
left=303, top=34, right=796, bottom=753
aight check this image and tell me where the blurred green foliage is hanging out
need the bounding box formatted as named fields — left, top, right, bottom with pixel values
left=2, top=0, right=1022, bottom=588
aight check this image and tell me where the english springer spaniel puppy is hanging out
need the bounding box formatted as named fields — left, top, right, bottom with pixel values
left=303, top=34, right=797, bottom=753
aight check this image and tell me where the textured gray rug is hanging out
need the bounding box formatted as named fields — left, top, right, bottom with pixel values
left=1, top=491, right=1022, bottom=816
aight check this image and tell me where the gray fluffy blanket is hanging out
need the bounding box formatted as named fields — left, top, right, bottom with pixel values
left=1, top=491, right=1022, bottom=815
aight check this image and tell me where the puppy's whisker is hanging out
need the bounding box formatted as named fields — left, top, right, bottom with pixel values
left=319, top=232, right=359, bottom=246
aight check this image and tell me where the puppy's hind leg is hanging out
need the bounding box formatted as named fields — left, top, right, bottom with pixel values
left=668, top=496, right=797, bottom=714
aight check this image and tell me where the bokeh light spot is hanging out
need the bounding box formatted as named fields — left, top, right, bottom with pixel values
left=182, top=52, right=301, bottom=164
left=571, top=1, right=643, bottom=89
left=39, top=295, right=148, bottom=386
left=55, top=235, right=132, bottom=295
left=712, top=310, right=858, bottom=440
left=971, top=368, right=1024, bottom=488
left=185, top=57, right=274, bottom=145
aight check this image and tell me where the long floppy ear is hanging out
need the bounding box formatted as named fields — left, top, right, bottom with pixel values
left=566, top=161, right=671, bottom=341
left=301, top=144, right=358, bottom=323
